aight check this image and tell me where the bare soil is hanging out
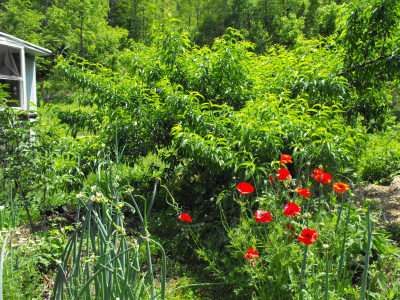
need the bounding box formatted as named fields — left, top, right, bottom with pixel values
left=353, top=175, right=400, bottom=226
left=353, top=176, right=400, bottom=245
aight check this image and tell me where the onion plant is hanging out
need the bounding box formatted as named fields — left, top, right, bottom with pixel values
left=52, top=163, right=166, bottom=299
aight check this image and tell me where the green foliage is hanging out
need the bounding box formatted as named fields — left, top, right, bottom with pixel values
left=0, top=0, right=45, bottom=44
left=274, top=13, right=305, bottom=46
left=358, top=124, right=400, bottom=184
left=336, top=0, right=400, bottom=129
left=2, top=234, right=49, bottom=299
left=195, top=172, right=400, bottom=298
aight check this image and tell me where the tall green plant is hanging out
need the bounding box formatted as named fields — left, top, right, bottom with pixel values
left=52, top=164, right=166, bottom=299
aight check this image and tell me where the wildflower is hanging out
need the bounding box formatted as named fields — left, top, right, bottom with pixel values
left=243, top=248, right=259, bottom=259
left=237, top=182, right=255, bottom=194
left=333, top=182, right=350, bottom=194
left=279, top=154, right=293, bottom=164
left=126, top=187, right=134, bottom=195
left=284, top=203, right=301, bottom=217
left=0, top=206, right=4, bottom=212
left=76, top=193, right=84, bottom=199
left=277, top=168, right=291, bottom=180
left=323, top=244, right=330, bottom=249
left=178, top=213, right=192, bottom=223
left=312, top=168, right=332, bottom=184
left=250, top=261, right=256, bottom=266
left=285, top=223, right=295, bottom=231
left=295, top=188, right=312, bottom=198
left=298, top=229, right=318, bottom=245
left=269, top=174, right=274, bottom=183
left=90, top=185, right=97, bottom=192
left=255, top=210, right=272, bottom=223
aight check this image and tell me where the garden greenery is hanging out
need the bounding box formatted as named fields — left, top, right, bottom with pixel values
left=1, top=8, right=400, bottom=299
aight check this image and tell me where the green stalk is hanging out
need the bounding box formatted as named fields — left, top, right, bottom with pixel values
left=324, top=247, right=330, bottom=300
left=296, top=151, right=304, bottom=181
left=318, top=183, right=322, bottom=213
left=150, top=238, right=166, bottom=300
left=335, top=193, right=345, bottom=233
left=360, top=206, right=373, bottom=300
left=337, top=197, right=353, bottom=291
left=299, top=245, right=309, bottom=300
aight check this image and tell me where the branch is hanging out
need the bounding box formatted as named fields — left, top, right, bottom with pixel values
left=338, top=51, right=399, bottom=76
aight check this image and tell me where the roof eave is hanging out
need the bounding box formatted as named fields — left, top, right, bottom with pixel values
left=0, top=31, right=52, bottom=56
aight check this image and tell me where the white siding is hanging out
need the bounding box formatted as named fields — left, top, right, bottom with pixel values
left=25, top=55, right=36, bottom=110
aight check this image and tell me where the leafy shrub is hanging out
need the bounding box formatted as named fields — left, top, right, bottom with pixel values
left=358, top=124, right=400, bottom=184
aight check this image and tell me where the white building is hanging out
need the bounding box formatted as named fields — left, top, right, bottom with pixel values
left=0, top=32, right=51, bottom=118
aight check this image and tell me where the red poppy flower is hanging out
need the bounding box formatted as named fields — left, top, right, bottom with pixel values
left=284, top=203, right=301, bottom=217
left=237, top=182, right=255, bottom=194
left=298, top=228, right=318, bottom=245
left=285, top=223, right=295, bottom=231
left=269, top=174, right=274, bottom=183
left=255, top=210, right=272, bottom=223
left=312, top=168, right=332, bottom=184
left=295, top=187, right=312, bottom=198
left=243, top=248, right=259, bottom=259
left=333, top=182, right=350, bottom=194
left=178, top=213, right=192, bottom=223
left=277, top=168, right=291, bottom=180
left=279, top=154, right=293, bottom=164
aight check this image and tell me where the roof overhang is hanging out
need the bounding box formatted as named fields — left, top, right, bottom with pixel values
left=0, top=31, right=51, bottom=56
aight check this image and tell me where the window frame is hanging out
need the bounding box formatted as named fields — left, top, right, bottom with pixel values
left=0, top=45, right=27, bottom=110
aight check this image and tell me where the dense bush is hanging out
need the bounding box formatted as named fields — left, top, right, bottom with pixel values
left=358, top=124, right=400, bottom=184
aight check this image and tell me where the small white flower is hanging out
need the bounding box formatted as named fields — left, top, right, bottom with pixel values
left=91, top=185, right=97, bottom=192
left=76, top=193, right=84, bottom=199
left=0, top=206, right=4, bottom=212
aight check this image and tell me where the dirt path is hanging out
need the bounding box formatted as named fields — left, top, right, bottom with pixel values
left=353, top=176, right=400, bottom=225
left=353, top=176, right=400, bottom=242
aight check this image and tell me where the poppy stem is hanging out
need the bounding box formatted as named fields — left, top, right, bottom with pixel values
left=337, top=196, right=353, bottom=291
left=318, top=183, right=322, bottom=212
left=299, top=245, right=309, bottom=300
left=335, top=193, right=345, bottom=233
left=325, top=247, right=330, bottom=300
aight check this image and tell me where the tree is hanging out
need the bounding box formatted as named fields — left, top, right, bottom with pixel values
left=0, top=0, right=45, bottom=44
left=45, top=0, right=128, bottom=62
left=337, top=0, right=400, bottom=129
